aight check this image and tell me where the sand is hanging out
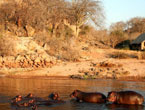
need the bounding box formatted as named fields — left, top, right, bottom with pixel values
left=0, top=49, right=145, bottom=81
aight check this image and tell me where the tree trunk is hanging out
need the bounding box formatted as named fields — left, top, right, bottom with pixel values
left=63, top=19, right=80, bottom=38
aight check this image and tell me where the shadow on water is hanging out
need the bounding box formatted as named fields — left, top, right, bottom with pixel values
left=0, top=77, right=145, bottom=110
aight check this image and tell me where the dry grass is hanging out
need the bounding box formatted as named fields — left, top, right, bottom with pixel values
left=33, top=31, right=51, bottom=46
left=138, top=52, right=145, bottom=60
left=0, top=33, right=18, bottom=56
left=109, top=51, right=138, bottom=59
left=45, top=37, right=80, bottom=61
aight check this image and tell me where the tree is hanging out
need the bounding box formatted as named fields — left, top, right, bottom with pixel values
left=40, top=0, right=67, bottom=37
left=64, top=0, right=104, bottom=38
left=126, top=17, right=145, bottom=34
left=0, top=1, right=17, bottom=30
left=109, top=21, right=126, bottom=48
left=110, top=21, right=125, bottom=33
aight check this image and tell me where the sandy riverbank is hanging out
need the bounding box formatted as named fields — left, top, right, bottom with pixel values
left=0, top=49, right=145, bottom=81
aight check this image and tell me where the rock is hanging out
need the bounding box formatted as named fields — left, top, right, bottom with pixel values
left=43, top=43, right=50, bottom=51
left=84, top=72, right=89, bottom=75
left=21, top=61, right=29, bottom=68
left=15, top=55, right=25, bottom=62
left=121, top=71, right=130, bottom=75
left=25, top=25, right=35, bottom=37
left=106, top=74, right=113, bottom=78
left=40, top=53, right=50, bottom=59
left=90, top=68, right=95, bottom=71
left=11, top=62, right=20, bottom=68
left=95, top=72, right=99, bottom=75
left=34, top=57, right=41, bottom=63
left=16, top=27, right=26, bottom=36
left=112, top=70, right=116, bottom=73
left=30, top=54, right=37, bottom=61
left=90, top=62, right=97, bottom=67
left=44, top=57, right=51, bottom=63
left=0, top=56, right=3, bottom=63
left=107, top=68, right=110, bottom=71
left=0, top=36, right=59, bottom=69
left=44, top=61, right=50, bottom=67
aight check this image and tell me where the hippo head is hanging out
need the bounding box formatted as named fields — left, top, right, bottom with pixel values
left=29, top=99, right=35, bottom=104
left=49, top=92, right=60, bottom=100
left=23, top=102, right=29, bottom=107
left=16, top=95, right=22, bottom=102
left=107, top=91, right=117, bottom=103
left=26, top=93, right=33, bottom=98
left=70, top=90, right=80, bottom=98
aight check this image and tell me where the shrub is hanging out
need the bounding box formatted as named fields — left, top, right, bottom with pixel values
left=109, top=51, right=137, bottom=59
left=60, top=48, right=80, bottom=61
left=45, top=37, right=80, bottom=61
left=138, top=52, right=145, bottom=60
left=33, top=31, right=51, bottom=46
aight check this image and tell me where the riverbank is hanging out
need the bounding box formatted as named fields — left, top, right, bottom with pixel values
left=0, top=35, right=145, bottom=80
left=0, top=50, right=145, bottom=81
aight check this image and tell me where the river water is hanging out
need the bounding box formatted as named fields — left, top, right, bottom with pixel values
left=0, top=77, right=145, bottom=110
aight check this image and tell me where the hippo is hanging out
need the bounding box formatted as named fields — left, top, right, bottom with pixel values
left=48, top=92, right=65, bottom=103
left=38, top=92, right=65, bottom=106
left=70, top=90, right=106, bottom=103
left=107, top=91, right=144, bottom=105
left=49, top=92, right=61, bottom=100
left=11, top=94, right=37, bottom=110
left=11, top=95, right=23, bottom=105
left=25, top=93, right=33, bottom=98
left=25, top=93, right=45, bottom=102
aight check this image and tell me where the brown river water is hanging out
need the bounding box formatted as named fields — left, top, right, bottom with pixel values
left=0, top=77, right=145, bottom=110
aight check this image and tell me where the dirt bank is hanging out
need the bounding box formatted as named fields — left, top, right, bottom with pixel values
left=0, top=49, right=145, bottom=81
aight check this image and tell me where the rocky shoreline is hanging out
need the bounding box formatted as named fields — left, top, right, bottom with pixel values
left=0, top=54, right=56, bottom=69
left=0, top=58, right=145, bottom=82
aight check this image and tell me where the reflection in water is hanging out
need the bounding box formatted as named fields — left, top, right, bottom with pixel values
left=0, top=77, right=145, bottom=110
left=110, top=80, right=128, bottom=91
left=0, top=103, right=11, bottom=110
left=106, top=104, right=144, bottom=110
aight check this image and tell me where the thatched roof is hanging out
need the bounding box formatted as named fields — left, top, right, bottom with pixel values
left=131, top=33, right=145, bottom=44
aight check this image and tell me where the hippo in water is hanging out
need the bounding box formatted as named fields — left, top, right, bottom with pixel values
left=11, top=95, right=23, bottom=105
left=25, top=93, right=45, bottom=102
left=48, top=92, right=65, bottom=103
left=38, top=92, right=65, bottom=106
left=70, top=90, right=106, bottom=103
left=11, top=94, right=37, bottom=110
left=107, top=91, right=144, bottom=105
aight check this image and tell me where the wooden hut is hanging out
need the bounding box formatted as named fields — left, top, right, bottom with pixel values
left=130, top=33, right=145, bottom=50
